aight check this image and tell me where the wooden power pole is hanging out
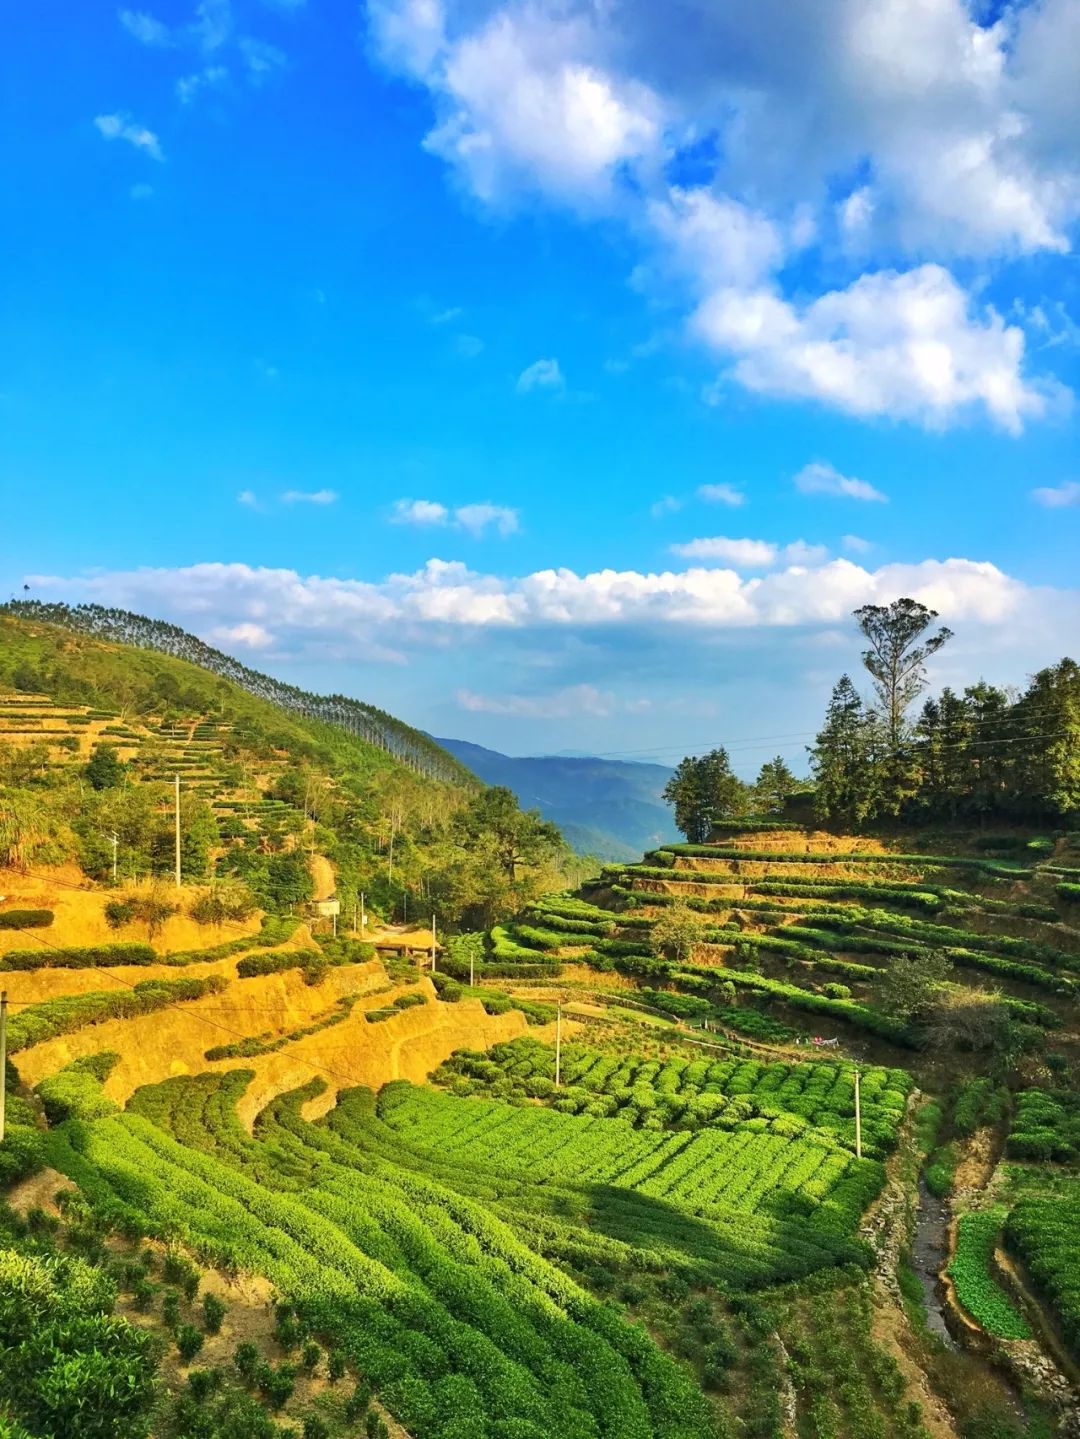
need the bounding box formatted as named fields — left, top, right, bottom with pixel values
left=854, top=1067, right=862, bottom=1160
left=174, top=774, right=182, bottom=889
left=555, top=1002, right=562, bottom=1089
left=0, top=990, right=7, bottom=1146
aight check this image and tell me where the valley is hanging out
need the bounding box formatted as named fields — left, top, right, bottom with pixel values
left=1, top=605, right=1079, bottom=1439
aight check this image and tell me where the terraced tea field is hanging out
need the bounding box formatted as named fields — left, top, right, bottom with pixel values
left=4, top=816, right=1080, bottom=1438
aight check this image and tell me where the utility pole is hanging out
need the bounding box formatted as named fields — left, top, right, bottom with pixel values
left=360, top=892, right=366, bottom=931
left=430, top=914, right=436, bottom=972
left=174, top=774, right=182, bottom=889
left=402, top=891, right=408, bottom=925
left=106, top=831, right=118, bottom=884
left=0, top=990, right=7, bottom=1145
left=469, top=945, right=475, bottom=989
left=854, top=1067, right=862, bottom=1161
left=555, top=1002, right=562, bottom=1089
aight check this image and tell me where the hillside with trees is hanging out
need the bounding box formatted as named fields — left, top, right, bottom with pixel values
left=2, top=598, right=1079, bottom=1439
left=0, top=608, right=585, bottom=929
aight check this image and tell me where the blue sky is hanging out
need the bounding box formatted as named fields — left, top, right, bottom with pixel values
left=2, top=0, right=1079, bottom=771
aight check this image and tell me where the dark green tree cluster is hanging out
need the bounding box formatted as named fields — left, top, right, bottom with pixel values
left=810, top=599, right=1080, bottom=826
left=662, top=748, right=748, bottom=842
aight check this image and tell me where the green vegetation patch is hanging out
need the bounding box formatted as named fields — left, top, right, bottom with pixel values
left=948, top=1209, right=1030, bottom=1339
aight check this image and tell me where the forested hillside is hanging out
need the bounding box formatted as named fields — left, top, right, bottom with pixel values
left=434, top=737, right=677, bottom=860
left=2, top=599, right=1079, bottom=1439
left=0, top=608, right=585, bottom=928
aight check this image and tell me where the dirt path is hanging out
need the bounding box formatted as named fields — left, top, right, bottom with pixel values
left=6, top=1166, right=75, bottom=1218
left=309, top=854, right=336, bottom=903
left=871, top=1280, right=959, bottom=1439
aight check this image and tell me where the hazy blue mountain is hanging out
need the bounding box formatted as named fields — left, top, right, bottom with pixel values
left=436, top=737, right=677, bottom=860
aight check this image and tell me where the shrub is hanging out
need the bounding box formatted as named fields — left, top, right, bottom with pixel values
left=163, top=1249, right=200, bottom=1300
left=233, top=1341, right=260, bottom=1384
left=187, top=1367, right=224, bottom=1402
left=301, top=1340, right=320, bottom=1373
left=1, top=942, right=156, bottom=972
left=303, top=1418, right=330, bottom=1439
left=161, top=1290, right=181, bottom=1330
left=104, top=886, right=178, bottom=939
left=258, top=1362, right=296, bottom=1411
left=189, top=881, right=257, bottom=927
left=0, top=909, right=53, bottom=929
left=327, top=1350, right=347, bottom=1382
left=176, top=1323, right=206, bottom=1364
left=202, top=1292, right=226, bottom=1334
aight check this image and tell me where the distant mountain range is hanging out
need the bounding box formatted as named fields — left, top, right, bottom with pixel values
left=435, top=737, right=678, bottom=860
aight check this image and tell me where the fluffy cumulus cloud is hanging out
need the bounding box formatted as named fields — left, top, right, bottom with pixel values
left=26, top=551, right=1062, bottom=640
left=670, top=537, right=828, bottom=569
left=692, top=265, right=1049, bottom=432
left=369, top=0, right=1079, bottom=430
left=391, top=498, right=520, bottom=536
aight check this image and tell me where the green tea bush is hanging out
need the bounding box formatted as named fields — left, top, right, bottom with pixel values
left=7, top=975, right=228, bottom=1052
left=1005, top=1186, right=1080, bottom=1356
left=0, top=942, right=156, bottom=971
left=0, top=908, right=53, bottom=929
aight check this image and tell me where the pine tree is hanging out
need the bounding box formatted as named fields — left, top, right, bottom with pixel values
left=753, top=756, right=798, bottom=814
left=809, top=676, right=879, bottom=827
left=663, top=748, right=748, bottom=842
left=1014, top=659, right=1080, bottom=820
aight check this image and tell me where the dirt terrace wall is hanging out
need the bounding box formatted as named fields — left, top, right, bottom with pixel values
left=0, top=867, right=264, bottom=955
left=13, top=967, right=528, bottom=1127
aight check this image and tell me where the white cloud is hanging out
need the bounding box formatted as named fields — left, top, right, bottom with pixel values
left=841, top=534, right=873, bottom=555
left=392, top=498, right=450, bottom=526
left=694, top=265, right=1048, bottom=433
left=368, top=0, right=1076, bottom=431
left=648, top=188, right=783, bottom=290
left=236, top=489, right=260, bottom=508
left=670, top=536, right=827, bottom=569
left=391, top=498, right=519, bottom=536
left=280, top=488, right=338, bottom=505
left=27, top=554, right=1057, bottom=643
left=176, top=65, right=228, bottom=104
left=193, top=0, right=231, bottom=51
left=1031, top=480, right=1080, bottom=509
left=239, top=36, right=286, bottom=80
left=432, top=305, right=464, bottom=324
left=671, top=536, right=778, bottom=568
left=119, top=9, right=172, bottom=45
left=697, top=483, right=745, bottom=507
left=415, top=6, right=663, bottom=205
left=209, top=621, right=274, bottom=649
left=650, top=495, right=682, bottom=518
left=94, top=113, right=165, bottom=162
left=794, top=461, right=887, bottom=504
left=454, top=503, right=519, bottom=537
left=516, top=357, right=565, bottom=393
left=455, top=334, right=484, bottom=358
left=457, top=683, right=616, bottom=718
